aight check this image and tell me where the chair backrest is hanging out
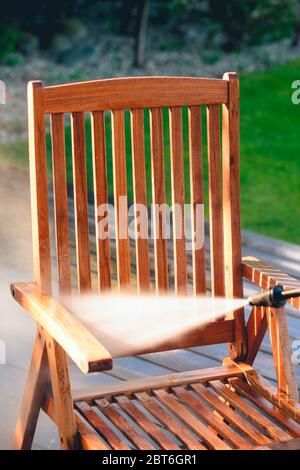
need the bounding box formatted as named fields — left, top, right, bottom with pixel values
left=27, top=74, right=246, bottom=356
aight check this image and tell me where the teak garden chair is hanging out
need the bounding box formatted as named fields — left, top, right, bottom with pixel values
left=11, top=74, right=300, bottom=450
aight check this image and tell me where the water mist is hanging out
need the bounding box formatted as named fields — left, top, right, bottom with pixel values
left=65, top=293, right=248, bottom=358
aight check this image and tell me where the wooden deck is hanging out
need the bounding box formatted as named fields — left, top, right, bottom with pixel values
left=1, top=171, right=300, bottom=449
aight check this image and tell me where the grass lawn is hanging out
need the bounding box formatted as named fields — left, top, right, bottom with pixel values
left=1, top=61, right=300, bottom=243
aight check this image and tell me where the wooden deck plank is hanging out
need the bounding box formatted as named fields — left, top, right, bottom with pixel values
left=140, top=349, right=220, bottom=373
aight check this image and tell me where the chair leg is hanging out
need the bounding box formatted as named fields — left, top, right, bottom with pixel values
left=14, top=329, right=78, bottom=450
left=268, top=307, right=299, bottom=401
left=13, top=329, right=49, bottom=449
left=46, top=336, right=78, bottom=449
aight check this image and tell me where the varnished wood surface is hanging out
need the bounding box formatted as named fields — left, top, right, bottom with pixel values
left=44, top=77, right=228, bottom=113
left=7, top=74, right=300, bottom=450
left=74, top=370, right=300, bottom=450
left=11, top=281, right=112, bottom=374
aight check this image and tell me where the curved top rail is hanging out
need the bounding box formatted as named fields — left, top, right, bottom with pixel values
left=42, top=76, right=228, bottom=113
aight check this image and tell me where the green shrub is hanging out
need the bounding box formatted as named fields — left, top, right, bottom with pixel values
left=208, top=0, right=295, bottom=51
left=0, top=24, right=22, bottom=61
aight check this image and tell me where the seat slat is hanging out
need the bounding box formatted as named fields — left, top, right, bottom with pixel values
left=135, top=392, right=206, bottom=450
left=91, top=110, right=111, bottom=291
left=111, top=109, right=131, bottom=287
left=72, top=365, right=243, bottom=403
left=173, top=386, right=252, bottom=449
left=75, top=370, right=299, bottom=450
left=50, top=113, right=71, bottom=294
left=115, top=395, right=179, bottom=450
left=191, top=382, right=271, bottom=446
left=131, top=109, right=150, bottom=291
left=169, top=107, right=187, bottom=293
left=209, top=380, right=291, bottom=442
left=228, top=377, right=300, bottom=438
left=153, top=389, right=230, bottom=449
left=207, top=105, right=225, bottom=299
left=188, top=106, right=206, bottom=294
left=150, top=108, right=168, bottom=291
left=71, top=112, right=91, bottom=291
left=75, top=401, right=130, bottom=450
left=75, top=413, right=109, bottom=450
left=245, top=370, right=300, bottom=423
left=96, top=398, right=155, bottom=450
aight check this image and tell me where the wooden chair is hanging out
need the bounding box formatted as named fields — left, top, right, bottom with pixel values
left=11, top=74, right=300, bottom=450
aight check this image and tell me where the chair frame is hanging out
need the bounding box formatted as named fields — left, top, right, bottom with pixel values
left=11, top=73, right=300, bottom=450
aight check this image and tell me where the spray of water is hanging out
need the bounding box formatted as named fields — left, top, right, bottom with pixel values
left=65, top=293, right=248, bottom=358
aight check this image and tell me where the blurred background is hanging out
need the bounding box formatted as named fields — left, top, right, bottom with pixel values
left=0, top=0, right=300, bottom=242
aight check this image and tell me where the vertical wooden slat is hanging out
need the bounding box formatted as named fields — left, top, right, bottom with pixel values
left=50, top=110, right=77, bottom=449
left=222, top=72, right=246, bottom=359
left=28, top=81, right=51, bottom=291
left=91, top=111, right=111, bottom=291
left=131, top=109, right=150, bottom=291
left=149, top=108, right=168, bottom=292
left=207, top=104, right=225, bottom=299
left=51, top=113, right=77, bottom=448
left=51, top=113, right=71, bottom=295
left=188, top=106, right=206, bottom=295
left=111, top=109, right=131, bottom=287
left=169, top=106, right=187, bottom=293
left=71, top=112, right=91, bottom=292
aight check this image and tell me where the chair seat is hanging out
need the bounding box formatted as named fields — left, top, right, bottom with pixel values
left=74, top=367, right=300, bottom=450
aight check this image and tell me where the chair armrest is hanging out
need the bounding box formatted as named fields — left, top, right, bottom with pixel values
left=11, top=281, right=113, bottom=374
left=242, top=256, right=300, bottom=310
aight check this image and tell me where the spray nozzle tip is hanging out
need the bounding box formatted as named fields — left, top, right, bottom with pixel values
left=248, top=285, right=286, bottom=308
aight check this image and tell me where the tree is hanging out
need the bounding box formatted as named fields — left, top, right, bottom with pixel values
left=291, top=0, right=300, bottom=46
left=133, top=0, right=150, bottom=67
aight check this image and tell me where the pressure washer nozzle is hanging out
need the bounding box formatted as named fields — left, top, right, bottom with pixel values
left=248, top=285, right=286, bottom=308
